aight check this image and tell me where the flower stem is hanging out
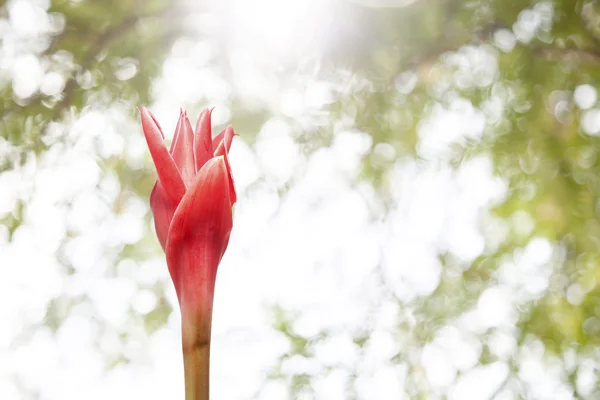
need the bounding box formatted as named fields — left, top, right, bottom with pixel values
left=180, top=276, right=215, bottom=400
left=176, top=245, right=219, bottom=400
left=183, top=337, right=211, bottom=400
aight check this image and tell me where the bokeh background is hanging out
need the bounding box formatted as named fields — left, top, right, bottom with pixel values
left=2, top=0, right=600, bottom=398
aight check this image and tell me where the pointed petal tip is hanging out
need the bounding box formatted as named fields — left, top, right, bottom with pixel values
left=139, top=106, right=154, bottom=117
left=196, top=107, right=214, bottom=128
left=180, top=109, right=191, bottom=125
left=171, top=109, right=197, bottom=185
left=193, top=107, right=214, bottom=171
left=140, top=108, right=167, bottom=140
left=214, top=126, right=235, bottom=157
left=195, top=107, right=214, bottom=127
left=140, top=109, right=186, bottom=203
left=226, top=125, right=239, bottom=139
left=213, top=142, right=237, bottom=206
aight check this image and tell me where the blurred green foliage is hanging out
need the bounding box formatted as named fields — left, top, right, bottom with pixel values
left=279, top=0, right=600, bottom=396
left=1, top=0, right=178, bottom=162
left=325, top=0, right=600, bottom=349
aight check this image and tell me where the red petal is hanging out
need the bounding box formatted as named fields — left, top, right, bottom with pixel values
left=194, top=108, right=213, bottom=173
left=170, top=111, right=196, bottom=186
left=168, top=109, right=183, bottom=155
left=166, top=156, right=233, bottom=309
left=222, top=145, right=237, bottom=206
left=212, top=126, right=233, bottom=156
left=211, top=128, right=226, bottom=152
left=213, top=127, right=236, bottom=205
left=140, top=107, right=186, bottom=204
left=149, top=181, right=175, bottom=250
left=212, top=126, right=236, bottom=156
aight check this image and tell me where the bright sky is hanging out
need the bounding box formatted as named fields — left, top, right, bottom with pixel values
left=0, top=0, right=597, bottom=399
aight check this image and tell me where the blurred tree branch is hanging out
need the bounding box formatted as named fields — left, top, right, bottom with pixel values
left=533, top=46, right=600, bottom=66
left=51, top=11, right=165, bottom=121
left=0, top=0, right=182, bottom=173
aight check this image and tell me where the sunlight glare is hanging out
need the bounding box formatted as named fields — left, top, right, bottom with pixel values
left=224, top=0, right=333, bottom=62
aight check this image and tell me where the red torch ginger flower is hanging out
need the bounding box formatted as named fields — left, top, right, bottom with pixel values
left=140, top=107, right=236, bottom=400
